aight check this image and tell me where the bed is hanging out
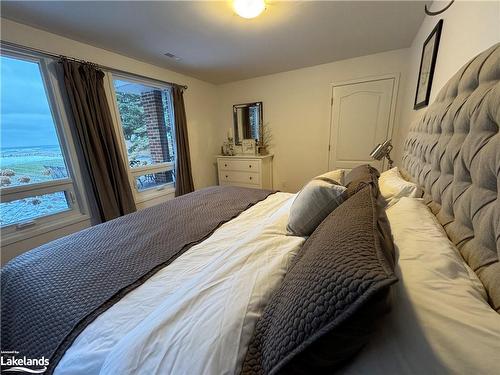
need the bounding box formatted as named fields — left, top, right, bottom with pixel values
left=1, top=43, right=499, bottom=375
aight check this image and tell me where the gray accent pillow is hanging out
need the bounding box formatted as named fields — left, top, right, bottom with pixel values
left=241, top=186, right=397, bottom=374
left=287, top=177, right=346, bottom=236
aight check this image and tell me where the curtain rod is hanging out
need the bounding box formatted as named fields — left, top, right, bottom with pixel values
left=0, top=40, right=188, bottom=90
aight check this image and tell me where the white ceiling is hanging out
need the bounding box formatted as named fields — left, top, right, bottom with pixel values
left=1, top=1, right=427, bottom=84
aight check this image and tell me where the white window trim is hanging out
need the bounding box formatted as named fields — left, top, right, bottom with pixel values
left=129, top=162, right=174, bottom=175
left=103, top=72, right=177, bottom=204
left=0, top=48, right=90, bottom=246
left=1, top=179, right=74, bottom=201
left=1, top=213, right=89, bottom=247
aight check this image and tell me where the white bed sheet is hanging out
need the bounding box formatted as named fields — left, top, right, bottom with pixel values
left=55, top=192, right=304, bottom=375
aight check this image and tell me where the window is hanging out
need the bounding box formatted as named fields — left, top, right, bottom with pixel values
left=111, top=77, right=176, bottom=196
left=0, top=51, right=88, bottom=241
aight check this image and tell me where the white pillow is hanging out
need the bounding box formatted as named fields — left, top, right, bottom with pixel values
left=341, top=197, right=500, bottom=375
left=315, top=169, right=346, bottom=185
left=379, top=167, right=420, bottom=206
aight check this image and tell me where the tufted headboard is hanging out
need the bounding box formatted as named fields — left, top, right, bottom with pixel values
left=402, top=43, right=500, bottom=312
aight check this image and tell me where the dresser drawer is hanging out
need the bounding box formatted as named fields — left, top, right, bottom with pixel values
left=219, top=181, right=260, bottom=189
left=219, top=170, right=260, bottom=185
left=218, top=159, right=260, bottom=173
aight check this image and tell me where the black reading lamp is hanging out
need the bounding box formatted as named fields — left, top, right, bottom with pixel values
left=370, top=139, right=394, bottom=169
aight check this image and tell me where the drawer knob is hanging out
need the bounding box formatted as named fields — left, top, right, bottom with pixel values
left=249, top=176, right=252, bottom=180
left=249, top=165, right=252, bottom=168
left=225, top=175, right=228, bottom=178
left=224, top=164, right=227, bottom=167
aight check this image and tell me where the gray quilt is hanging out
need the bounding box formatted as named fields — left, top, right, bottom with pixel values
left=1, top=186, right=274, bottom=374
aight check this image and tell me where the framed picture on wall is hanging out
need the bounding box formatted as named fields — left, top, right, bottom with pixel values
left=414, top=19, right=443, bottom=109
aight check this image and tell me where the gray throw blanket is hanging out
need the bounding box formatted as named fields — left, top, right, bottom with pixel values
left=1, top=186, right=274, bottom=374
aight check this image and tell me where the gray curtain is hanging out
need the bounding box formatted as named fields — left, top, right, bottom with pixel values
left=61, top=60, right=136, bottom=222
left=172, top=86, right=194, bottom=197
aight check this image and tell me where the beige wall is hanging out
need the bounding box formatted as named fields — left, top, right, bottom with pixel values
left=217, top=49, right=410, bottom=192
left=393, top=0, right=500, bottom=163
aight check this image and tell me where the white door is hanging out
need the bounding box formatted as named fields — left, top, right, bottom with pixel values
left=328, top=77, right=396, bottom=171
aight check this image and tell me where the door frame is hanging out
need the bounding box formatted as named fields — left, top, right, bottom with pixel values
left=328, top=73, right=400, bottom=171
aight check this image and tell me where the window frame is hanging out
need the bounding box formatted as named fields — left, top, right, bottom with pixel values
left=0, top=47, right=90, bottom=246
left=104, top=72, right=177, bottom=204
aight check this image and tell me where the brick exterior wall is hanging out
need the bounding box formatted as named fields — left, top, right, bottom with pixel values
left=141, top=90, right=171, bottom=183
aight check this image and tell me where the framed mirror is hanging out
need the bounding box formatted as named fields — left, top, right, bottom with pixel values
left=233, top=102, right=263, bottom=145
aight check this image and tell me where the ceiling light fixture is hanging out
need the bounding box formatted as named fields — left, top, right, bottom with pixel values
left=233, top=0, right=265, bottom=19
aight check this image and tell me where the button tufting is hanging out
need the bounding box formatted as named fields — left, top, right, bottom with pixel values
left=401, top=43, right=500, bottom=311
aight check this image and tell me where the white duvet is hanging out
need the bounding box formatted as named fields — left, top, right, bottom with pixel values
left=55, top=192, right=303, bottom=375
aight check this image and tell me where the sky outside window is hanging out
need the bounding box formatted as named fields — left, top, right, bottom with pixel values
left=0, top=55, right=68, bottom=187
left=1, top=56, right=61, bottom=148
